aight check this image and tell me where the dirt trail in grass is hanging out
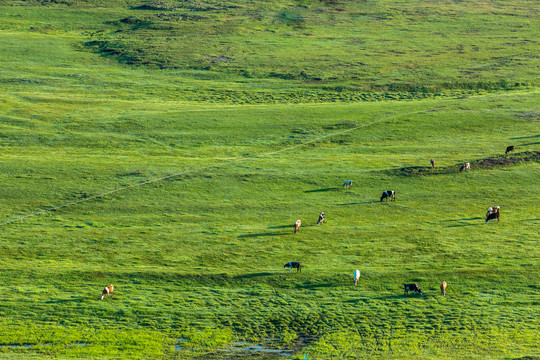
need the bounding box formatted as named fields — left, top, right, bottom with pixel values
left=0, top=105, right=448, bottom=226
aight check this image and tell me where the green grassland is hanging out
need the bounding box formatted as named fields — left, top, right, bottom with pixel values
left=0, top=0, right=539, bottom=359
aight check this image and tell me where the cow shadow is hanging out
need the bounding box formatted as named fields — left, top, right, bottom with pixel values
left=304, top=187, right=339, bottom=193
left=511, top=134, right=539, bottom=140
left=238, top=232, right=286, bottom=238
left=337, top=201, right=375, bottom=206
left=45, top=298, right=88, bottom=304
left=521, top=141, right=540, bottom=146
left=267, top=224, right=293, bottom=229
left=297, top=282, right=338, bottom=290
left=439, top=217, right=483, bottom=227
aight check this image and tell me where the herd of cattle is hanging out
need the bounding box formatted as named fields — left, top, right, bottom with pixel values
left=99, top=148, right=513, bottom=300
left=280, top=148, right=512, bottom=298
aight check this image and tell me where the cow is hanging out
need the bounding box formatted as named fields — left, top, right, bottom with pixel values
left=380, top=190, right=396, bottom=202
left=430, top=159, right=435, bottom=168
left=284, top=261, right=301, bottom=272
left=294, top=220, right=301, bottom=234
left=460, top=162, right=470, bottom=172
left=316, top=212, right=325, bottom=226
left=486, top=211, right=500, bottom=224
left=100, top=284, right=114, bottom=300
left=403, top=283, right=422, bottom=295
left=354, top=270, right=360, bottom=285
left=343, top=180, right=352, bottom=189
left=505, top=146, right=514, bottom=155
left=440, top=281, right=447, bottom=296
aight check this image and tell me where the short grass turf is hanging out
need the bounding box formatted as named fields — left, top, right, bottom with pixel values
left=0, top=1, right=539, bottom=359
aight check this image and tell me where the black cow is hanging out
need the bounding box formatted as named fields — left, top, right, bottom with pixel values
left=404, top=283, right=422, bottom=295
left=284, top=261, right=301, bottom=272
left=485, top=211, right=500, bottom=224
left=380, top=190, right=396, bottom=202
left=505, top=146, right=514, bottom=155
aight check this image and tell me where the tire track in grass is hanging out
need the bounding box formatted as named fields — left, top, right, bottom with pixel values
left=0, top=105, right=448, bottom=226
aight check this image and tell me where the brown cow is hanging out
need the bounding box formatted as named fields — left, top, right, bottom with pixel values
left=430, top=159, right=435, bottom=168
left=294, top=220, right=301, bottom=234
left=440, top=281, right=447, bottom=296
left=101, top=284, right=114, bottom=300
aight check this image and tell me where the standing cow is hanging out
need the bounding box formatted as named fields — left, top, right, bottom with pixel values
left=505, top=146, right=514, bottom=154
left=343, top=180, right=352, bottom=189
left=460, top=162, right=471, bottom=172
left=294, top=220, right=301, bottom=234
left=430, top=159, right=435, bottom=168
left=380, top=190, right=396, bottom=202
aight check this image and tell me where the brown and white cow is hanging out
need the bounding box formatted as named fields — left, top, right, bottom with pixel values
left=440, top=281, right=447, bottom=296
left=460, top=162, right=470, bottom=172
left=294, top=220, right=301, bottom=234
left=100, top=284, right=114, bottom=300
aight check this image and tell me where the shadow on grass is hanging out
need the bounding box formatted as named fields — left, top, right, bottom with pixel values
left=511, top=134, right=539, bottom=140
left=439, top=217, right=483, bottom=227
left=238, top=232, right=286, bottom=238
left=297, top=282, right=338, bottom=290
left=304, top=187, right=339, bottom=193
left=46, top=298, right=88, bottom=304
left=234, top=272, right=274, bottom=280
left=267, top=224, right=293, bottom=229
left=337, top=201, right=375, bottom=206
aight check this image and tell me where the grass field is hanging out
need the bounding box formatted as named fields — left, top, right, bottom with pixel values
left=0, top=0, right=539, bottom=359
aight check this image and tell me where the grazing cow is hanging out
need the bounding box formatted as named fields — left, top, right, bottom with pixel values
left=403, top=283, right=422, bottom=295
left=343, top=180, right=352, bottom=189
left=430, top=159, right=435, bottom=168
left=460, top=162, right=470, bottom=172
left=380, top=190, right=396, bottom=202
left=354, top=270, right=360, bottom=285
left=294, top=220, right=301, bottom=234
left=316, top=212, right=325, bottom=226
left=440, top=281, right=447, bottom=296
left=505, top=146, right=514, bottom=155
left=485, top=211, right=500, bottom=224
left=100, top=284, right=114, bottom=300
left=284, top=261, right=301, bottom=272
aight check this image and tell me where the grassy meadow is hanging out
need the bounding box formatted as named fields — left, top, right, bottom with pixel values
left=0, top=0, right=539, bottom=359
